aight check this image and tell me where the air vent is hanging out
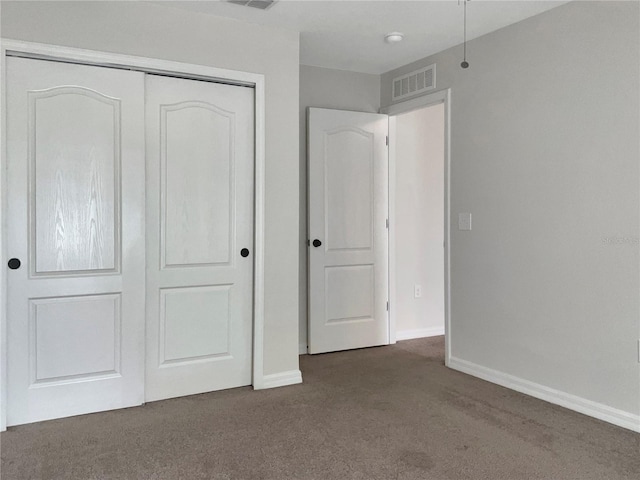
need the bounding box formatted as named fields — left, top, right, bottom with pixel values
left=227, top=0, right=277, bottom=10
left=392, top=64, right=436, bottom=101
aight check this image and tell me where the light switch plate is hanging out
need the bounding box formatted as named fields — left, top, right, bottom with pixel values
left=458, top=212, right=472, bottom=231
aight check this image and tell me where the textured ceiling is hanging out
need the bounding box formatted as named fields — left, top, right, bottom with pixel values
left=160, top=1, right=570, bottom=74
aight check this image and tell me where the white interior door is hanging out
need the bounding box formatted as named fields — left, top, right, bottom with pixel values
left=145, top=74, right=254, bottom=402
left=6, top=57, right=146, bottom=425
left=308, top=108, right=389, bottom=354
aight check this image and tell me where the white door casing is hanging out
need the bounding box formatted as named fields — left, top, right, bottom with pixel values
left=307, top=108, right=389, bottom=354
left=6, top=57, right=146, bottom=425
left=381, top=89, right=452, bottom=361
left=145, top=74, right=255, bottom=402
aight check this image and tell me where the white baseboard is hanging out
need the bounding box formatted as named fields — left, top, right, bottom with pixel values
left=255, top=369, right=303, bottom=390
left=448, top=356, right=640, bottom=433
left=299, top=342, right=308, bottom=355
left=396, top=326, right=445, bottom=341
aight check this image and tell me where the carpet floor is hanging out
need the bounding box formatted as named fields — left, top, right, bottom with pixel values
left=1, top=337, right=638, bottom=480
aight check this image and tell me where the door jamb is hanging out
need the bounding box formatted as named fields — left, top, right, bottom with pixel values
left=0, top=39, right=268, bottom=430
left=380, top=89, right=452, bottom=366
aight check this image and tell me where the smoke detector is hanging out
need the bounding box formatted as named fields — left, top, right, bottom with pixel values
left=384, top=32, right=404, bottom=44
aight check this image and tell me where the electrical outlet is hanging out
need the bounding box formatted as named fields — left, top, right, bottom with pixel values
left=414, top=285, right=422, bottom=298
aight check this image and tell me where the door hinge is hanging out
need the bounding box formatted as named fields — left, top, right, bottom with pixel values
left=386, top=301, right=389, bottom=311
left=386, top=218, right=389, bottom=229
left=385, top=135, right=389, bottom=146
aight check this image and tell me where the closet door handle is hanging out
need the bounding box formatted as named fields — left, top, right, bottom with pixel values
left=240, top=248, right=250, bottom=258
left=312, top=239, right=322, bottom=248
left=8, top=258, right=21, bottom=270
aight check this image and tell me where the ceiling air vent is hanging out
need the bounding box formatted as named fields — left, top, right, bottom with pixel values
left=392, top=64, right=436, bottom=101
left=227, top=0, right=277, bottom=10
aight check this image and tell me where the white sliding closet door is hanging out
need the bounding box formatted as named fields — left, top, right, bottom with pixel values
left=145, top=75, right=255, bottom=402
left=6, top=57, right=146, bottom=425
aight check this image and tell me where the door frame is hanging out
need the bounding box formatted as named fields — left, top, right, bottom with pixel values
left=380, top=89, right=452, bottom=366
left=0, top=39, right=268, bottom=431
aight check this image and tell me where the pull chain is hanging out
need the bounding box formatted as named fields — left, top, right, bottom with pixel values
left=461, top=0, right=470, bottom=69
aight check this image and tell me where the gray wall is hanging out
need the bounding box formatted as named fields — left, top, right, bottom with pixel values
left=394, top=104, right=445, bottom=337
left=299, top=65, right=380, bottom=351
left=1, top=1, right=301, bottom=377
left=382, top=1, right=640, bottom=416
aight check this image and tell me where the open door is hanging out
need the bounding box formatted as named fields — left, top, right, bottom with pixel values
left=307, top=108, right=389, bottom=354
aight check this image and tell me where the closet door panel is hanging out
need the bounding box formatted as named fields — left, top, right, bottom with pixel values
left=6, top=57, right=146, bottom=426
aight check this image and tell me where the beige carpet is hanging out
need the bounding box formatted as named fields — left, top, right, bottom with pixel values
left=1, top=337, right=638, bottom=479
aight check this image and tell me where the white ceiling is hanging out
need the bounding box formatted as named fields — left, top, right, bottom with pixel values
left=160, top=0, right=570, bottom=74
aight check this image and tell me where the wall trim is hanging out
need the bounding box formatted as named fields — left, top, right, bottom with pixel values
left=0, top=38, right=268, bottom=428
left=256, top=369, right=303, bottom=390
left=381, top=88, right=450, bottom=116
left=448, top=356, right=640, bottom=434
left=382, top=88, right=452, bottom=365
left=396, top=327, right=445, bottom=341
